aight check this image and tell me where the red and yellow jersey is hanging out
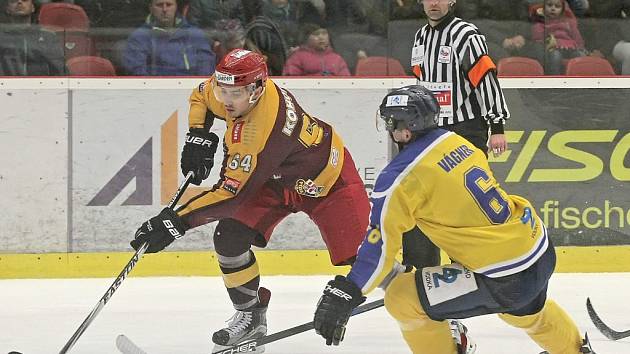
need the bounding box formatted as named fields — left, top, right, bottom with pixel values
left=178, top=77, right=346, bottom=228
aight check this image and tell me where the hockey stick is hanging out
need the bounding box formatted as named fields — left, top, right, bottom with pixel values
left=586, top=297, right=630, bottom=340
left=59, top=172, right=194, bottom=354
left=116, top=334, right=148, bottom=354
left=212, top=298, right=385, bottom=354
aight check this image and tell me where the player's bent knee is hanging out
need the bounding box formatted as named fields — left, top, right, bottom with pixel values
left=385, top=272, right=426, bottom=325
left=214, top=219, right=258, bottom=256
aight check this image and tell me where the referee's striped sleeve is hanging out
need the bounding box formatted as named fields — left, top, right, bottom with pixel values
left=462, top=33, right=510, bottom=123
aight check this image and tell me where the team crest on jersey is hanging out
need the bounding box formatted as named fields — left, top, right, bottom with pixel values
left=438, top=46, right=452, bottom=64
left=232, top=121, right=244, bottom=143
left=222, top=177, right=241, bottom=195
left=198, top=81, right=206, bottom=93
left=295, top=179, right=324, bottom=197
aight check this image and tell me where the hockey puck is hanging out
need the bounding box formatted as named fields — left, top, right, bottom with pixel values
left=8, top=351, right=23, bottom=354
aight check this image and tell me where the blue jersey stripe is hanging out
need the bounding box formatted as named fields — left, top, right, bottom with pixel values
left=373, top=129, right=450, bottom=194
left=347, top=226, right=384, bottom=289
left=480, top=226, right=548, bottom=277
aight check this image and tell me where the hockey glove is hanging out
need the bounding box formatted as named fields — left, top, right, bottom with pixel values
left=314, top=275, right=366, bottom=346
left=130, top=208, right=186, bottom=253
left=180, top=128, right=220, bottom=185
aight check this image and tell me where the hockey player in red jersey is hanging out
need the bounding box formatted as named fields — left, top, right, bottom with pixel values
left=129, top=49, right=371, bottom=351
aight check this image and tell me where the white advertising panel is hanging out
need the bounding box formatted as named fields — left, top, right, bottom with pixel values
left=0, top=88, right=68, bottom=252
left=69, top=80, right=390, bottom=252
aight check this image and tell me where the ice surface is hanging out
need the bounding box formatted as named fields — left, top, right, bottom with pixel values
left=1, top=274, right=629, bottom=353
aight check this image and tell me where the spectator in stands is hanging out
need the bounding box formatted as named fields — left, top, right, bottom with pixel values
left=242, top=0, right=288, bottom=76
left=187, top=0, right=243, bottom=29
left=263, top=0, right=324, bottom=49
left=0, top=0, right=65, bottom=75
left=524, top=0, right=589, bottom=17
left=211, top=18, right=246, bottom=62
left=74, top=0, right=148, bottom=28
left=531, top=0, right=588, bottom=74
left=613, top=40, right=630, bottom=75
left=282, top=23, right=350, bottom=76
left=122, top=0, right=216, bottom=76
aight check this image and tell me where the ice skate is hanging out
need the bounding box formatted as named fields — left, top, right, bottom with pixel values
left=212, top=288, right=270, bottom=354
left=449, top=320, right=477, bottom=354
left=540, top=332, right=596, bottom=354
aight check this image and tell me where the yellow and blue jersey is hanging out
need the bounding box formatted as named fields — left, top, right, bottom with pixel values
left=348, top=129, right=547, bottom=294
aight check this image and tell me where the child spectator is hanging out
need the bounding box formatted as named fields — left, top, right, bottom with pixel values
left=282, top=23, right=350, bottom=76
left=122, top=0, right=216, bottom=76
left=532, top=0, right=588, bottom=74
left=0, top=0, right=65, bottom=75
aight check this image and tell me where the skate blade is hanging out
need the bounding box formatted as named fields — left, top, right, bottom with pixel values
left=212, top=342, right=265, bottom=354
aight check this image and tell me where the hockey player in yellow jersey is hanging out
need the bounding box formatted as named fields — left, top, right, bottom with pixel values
left=313, top=85, right=595, bottom=354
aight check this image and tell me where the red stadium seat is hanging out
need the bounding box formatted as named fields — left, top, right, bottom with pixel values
left=60, top=31, right=97, bottom=59
left=565, top=56, right=616, bottom=76
left=497, top=57, right=544, bottom=77
left=38, top=3, right=90, bottom=32
left=67, top=56, right=116, bottom=76
left=355, top=56, right=407, bottom=76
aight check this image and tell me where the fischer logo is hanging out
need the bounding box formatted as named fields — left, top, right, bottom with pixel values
left=215, top=71, right=235, bottom=85
left=325, top=285, right=352, bottom=301
left=215, top=341, right=258, bottom=354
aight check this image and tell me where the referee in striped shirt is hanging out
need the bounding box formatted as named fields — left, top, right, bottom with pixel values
left=411, top=0, right=509, bottom=158
left=402, top=0, right=511, bottom=297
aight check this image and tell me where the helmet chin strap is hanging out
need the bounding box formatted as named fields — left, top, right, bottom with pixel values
left=248, top=85, right=265, bottom=104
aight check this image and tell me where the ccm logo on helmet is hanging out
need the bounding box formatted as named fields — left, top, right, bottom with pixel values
left=215, top=71, right=235, bottom=85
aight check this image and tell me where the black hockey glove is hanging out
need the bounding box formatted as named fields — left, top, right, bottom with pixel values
left=180, top=128, right=220, bottom=185
left=314, top=275, right=366, bottom=346
left=130, top=208, right=186, bottom=253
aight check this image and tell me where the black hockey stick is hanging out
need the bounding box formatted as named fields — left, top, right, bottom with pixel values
left=59, top=172, right=194, bottom=354
left=587, top=297, right=630, bottom=340
left=212, top=298, right=385, bottom=354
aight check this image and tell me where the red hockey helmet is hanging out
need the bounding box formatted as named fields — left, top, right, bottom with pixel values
left=214, top=49, right=268, bottom=87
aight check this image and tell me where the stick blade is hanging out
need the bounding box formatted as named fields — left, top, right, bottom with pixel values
left=116, top=334, right=148, bottom=354
left=586, top=297, right=630, bottom=341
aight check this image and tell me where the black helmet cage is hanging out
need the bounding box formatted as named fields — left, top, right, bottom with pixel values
left=378, top=85, right=440, bottom=134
